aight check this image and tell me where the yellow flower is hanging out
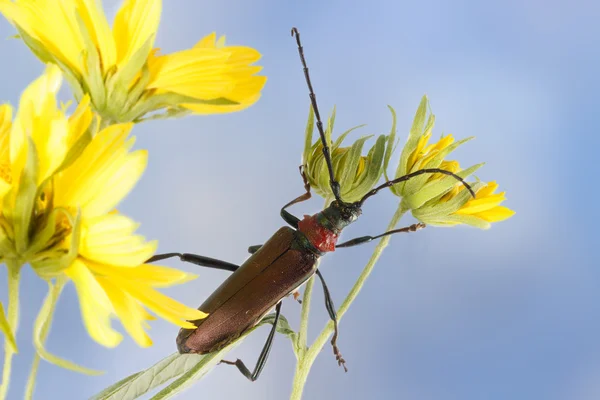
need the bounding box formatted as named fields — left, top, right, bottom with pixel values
left=390, top=95, right=481, bottom=208
left=413, top=169, right=515, bottom=229
left=0, top=66, right=205, bottom=353
left=390, top=95, right=514, bottom=228
left=303, top=105, right=396, bottom=202
left=0, top=0, right=266, bottom=123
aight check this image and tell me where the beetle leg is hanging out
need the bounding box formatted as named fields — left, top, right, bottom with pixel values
left=147, top=253, right=239, bottom=272
left=220, top=302, right=283, bottom=382
left=335, top=223, right=426, bottom=249
left=315, top=269, right=347, bottom=372
left=280, top=166, right=312, bottom=229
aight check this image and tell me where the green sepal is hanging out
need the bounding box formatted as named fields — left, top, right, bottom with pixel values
left=14, top=25, right=54, bottom=64
left=13, top=137, right=39, bottom=254
left=25, top=207, right=70, bottom=260
left=346, top=134, right=387, bottom=202
left=405, top=163, right=484, bottom=210
left=122, top=64, right=151, bottom=114
left=413, top=181, right=486, bottom=220
left=134, top=107, right=192, bottom=123
left=0, top=302, right=18, bottom=353
left=74, top=13, right=106, bottom=111
left=420, top=213, right=492, bottom=229
left=107, top=36, right=153, bottom=98
left=383, top=105, right=398, bottom=180
left=33, top=278, right=103, bottom=375
left=122, top=93, right=238, bottom=123
left=31, top=208, right=81, bottom=279
left=393, top=95, right=435, bottom=195
left=402, top=136, right=474, bottom=197
left=325, top=106, right=336, bottom=146
left=302, top=104, right=315, bottom=165
left=103, top=36, right=154, bottom=121
left=53, top=126, right=93, bottom=173
left=0, top=218, right=15, bottom=259
left=339, top=134, right=372, bottom=197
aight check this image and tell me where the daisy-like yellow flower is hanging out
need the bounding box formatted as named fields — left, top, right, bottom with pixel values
left=303, top=105, right=396, bottom=202
left=0, top=0, right=266, bottom=123
left=411, top=163, right=515, bottom=228
left=0, top=66, right=205, bottom=355
left=388, top=95, right=514, bottom=227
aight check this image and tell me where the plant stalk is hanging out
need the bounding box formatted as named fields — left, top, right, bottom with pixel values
left=289, top=204, right=407, bottom=400
left=0, top=260, right=22, bottom=400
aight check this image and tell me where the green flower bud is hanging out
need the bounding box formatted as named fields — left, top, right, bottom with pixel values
left=302, top=105, right=396, bottom=202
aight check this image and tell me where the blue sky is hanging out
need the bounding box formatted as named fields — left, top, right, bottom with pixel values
left=1, top=0, right=599, bottom=399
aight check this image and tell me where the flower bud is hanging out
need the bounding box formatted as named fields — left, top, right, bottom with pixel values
left=302, top=105, right=396, bottom=202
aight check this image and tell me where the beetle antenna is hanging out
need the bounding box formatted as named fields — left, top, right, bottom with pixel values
left=359, top=168, right=476, bottom=206
left=292, top=27, right=342, bottom=202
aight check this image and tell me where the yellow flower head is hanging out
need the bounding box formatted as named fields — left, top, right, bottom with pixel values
left=0, top=0, right=266, bottom=123
left=303, top=105, right=396, bottom=202
left=0, top=67, right=205, bottom=355
left=390, top=95, right=514, bottom=228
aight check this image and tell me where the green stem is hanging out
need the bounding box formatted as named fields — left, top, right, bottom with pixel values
left=24, top=277, right=66, bottom=400
left=296, top=276, right=315, bottom=358
left=0, top=260, right=22, bottom=400
left=289, top=204, right=408, bottom=400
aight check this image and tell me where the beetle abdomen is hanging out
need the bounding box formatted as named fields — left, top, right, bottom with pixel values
left=177, top=227, right=318, bottom=354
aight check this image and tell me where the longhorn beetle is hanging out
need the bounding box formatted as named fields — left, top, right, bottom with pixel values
left=148, top=27, right=475, bottom=382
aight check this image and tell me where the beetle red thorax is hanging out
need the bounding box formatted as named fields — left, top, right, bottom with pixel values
left=297, top=214, right=338, bottom=253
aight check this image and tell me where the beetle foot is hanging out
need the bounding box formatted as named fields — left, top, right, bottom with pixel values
left=219, top=359, right=237, bottom=366
left=332, top=342, right=348, bottom=372
left=293, top=290, right=303, bottom=304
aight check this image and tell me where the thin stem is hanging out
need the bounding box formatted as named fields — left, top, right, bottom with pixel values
left=289, top=204, right=408, bottom=400
left=296, top=276, right=315, bottom=358
left=0, top=260, right=22, bottom=400
left=24, top=277, right=66, bottom=400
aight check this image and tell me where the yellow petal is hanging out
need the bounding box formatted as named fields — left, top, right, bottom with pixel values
left=81, top=213, right=157, bottom=267
left=54, top=123, right=146, bottom=218
left=97, top=277, right=152, bottom=347
left=65, top=259, right=122, bottom=347
left=89, top=261, right=197, bottom=287
left=474, top=206, right=515, bottom=222
left=0, top=104, right=13, bottom=193
left=106, top=275, right=206, bottom=328
left=113, top=0, right=161, bottom=66
left=0, top=1, right=87, bottom=73
left=455, top=193, right=506, bottom=215
left=475, top=181, right=499, bottom=198
left=147, top=48, right=233, bottom=97
left=74, top=0, right=116, bottom=69
left=67, top=95, right=93, bottom=147
left=194, top=32, right=217, bottom=48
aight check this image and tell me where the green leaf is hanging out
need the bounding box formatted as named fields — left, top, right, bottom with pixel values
left=0, top=302, right=17, bottom=353
left=91, top=314, right=296, bottom=400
